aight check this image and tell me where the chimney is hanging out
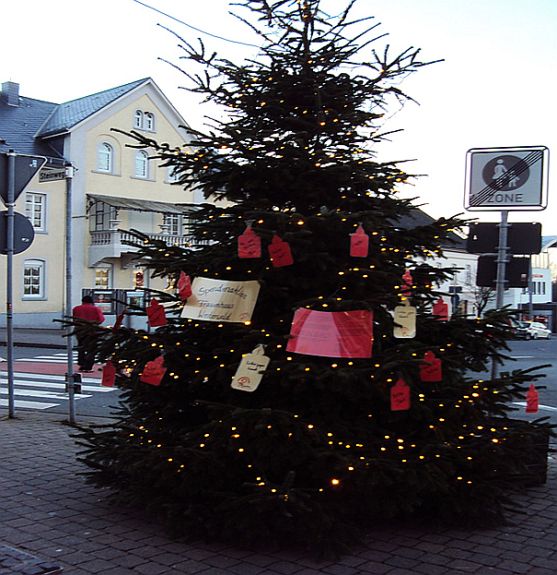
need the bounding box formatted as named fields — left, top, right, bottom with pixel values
left=1, top=81, right=20, bottom=106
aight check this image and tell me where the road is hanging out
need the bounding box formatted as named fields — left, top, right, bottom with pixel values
left=1, top=339, right=556, bottom=422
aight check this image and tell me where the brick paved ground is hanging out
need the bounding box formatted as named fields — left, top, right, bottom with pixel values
left=1, top=412, right=556, bottom=575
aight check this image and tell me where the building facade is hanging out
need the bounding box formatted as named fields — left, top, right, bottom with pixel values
left=0, top=78, right=198, bottom=328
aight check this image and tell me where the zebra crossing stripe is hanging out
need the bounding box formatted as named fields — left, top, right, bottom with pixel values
left=1, top=389, right=92, bottom=400
left=12, top=378, right=113, bottom=393
left=0, top=398, right=58, bottom=410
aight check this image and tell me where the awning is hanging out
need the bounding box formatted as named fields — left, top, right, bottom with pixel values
left=87, top=194, right=192, bottom=215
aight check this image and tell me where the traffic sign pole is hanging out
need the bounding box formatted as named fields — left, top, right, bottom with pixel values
left=6, top=151, right=16, bottom=418
left=1, top=151, right=46, bottom=418
left=490, top=210, right=509, bottom=381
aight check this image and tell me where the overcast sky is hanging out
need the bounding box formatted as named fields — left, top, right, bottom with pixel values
left=2, top=0, right=556, bottom=230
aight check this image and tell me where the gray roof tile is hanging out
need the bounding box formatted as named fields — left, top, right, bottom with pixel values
left=37, top=77, right=148, bottom=137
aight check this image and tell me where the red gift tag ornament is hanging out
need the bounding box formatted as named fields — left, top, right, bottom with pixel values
left=101, top=361, right=116, bottom=387
left=390, top=377, right=411, bottom=411
left=177, top=271, right=192, bottom=301
left=401, top=269, right=413, bottom=297
left=268, top=234, right=294, bottom=268
left=526, top=384, right=539, bottom=413
left=432, top=297, right=449, bottom=321
left=112, top=311, right=125, bottom=332
left=140, top=355, right=167, bottom=386
left=350, top=225, right=369, bottom=257
left=420, top=351, right=442, bottom=382
left=147, top=298, right=168, bottom=327
left=238, top=225, right=262, bottom=259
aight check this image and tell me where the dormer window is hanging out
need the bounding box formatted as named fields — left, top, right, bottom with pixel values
left=133, top=110, right=155, bottom=131
left=134, top=110, right=143, bottom=129
left=144, top=112, right=155, bottom=131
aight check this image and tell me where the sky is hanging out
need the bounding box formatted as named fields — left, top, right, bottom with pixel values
left=2, top=0, right=556, bottom=230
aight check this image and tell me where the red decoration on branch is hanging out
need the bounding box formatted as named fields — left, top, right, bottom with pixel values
left=401, top=269, right=413, bottom=297
left=112, top=311, right=125, bottom=332
left=350, top=225, right=369, bottom=257
left=140, top=355, right=167, bottom=386
left=432, top=297, right=449, bottom=321
left=177, top=271, right=192, bottom=301
left=101, top=361, right=116, bottom=387
left=238, top=225, right=262, bottom=259
left=390, top=377, right=411, bottom=411
left=526, top=384, right=539, bottom=413
left=268, top=234, right=294, bottom=267
left=420, top=351, right=442, bottom=382
left=147, top=298, right=168, bottom=327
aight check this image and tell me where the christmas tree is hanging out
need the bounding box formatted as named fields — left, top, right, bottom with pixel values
left=75, top=0, right=552, bottom=553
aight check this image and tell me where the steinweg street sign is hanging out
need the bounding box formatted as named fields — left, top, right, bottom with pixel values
left=464, top=146, right=549, bottom=211
left=0, top=153, right=47, bottom=204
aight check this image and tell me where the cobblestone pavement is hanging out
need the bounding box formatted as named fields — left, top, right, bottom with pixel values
left=1, top=412, right=556, bottom=575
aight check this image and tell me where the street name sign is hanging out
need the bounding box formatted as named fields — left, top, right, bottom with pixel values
left=464, top=146, right=549, bottom=211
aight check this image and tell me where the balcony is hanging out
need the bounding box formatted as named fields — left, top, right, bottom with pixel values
left=89, top=229, right=194, bottom=267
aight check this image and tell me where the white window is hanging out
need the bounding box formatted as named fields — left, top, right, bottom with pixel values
left=144, top=112, right=155, bottom=131
left=23, top=259, right=45, bottom=299
left=94, top=266, right=112, bottom=288
left=134, top=110, right=143, bottom=129
left=167, top=166, right=180, bottom=183
left=97, top=142, right=113, bottom=173
left=25, top=192, right=46, bottom=231
left=92, top=201, right=117, bottom=231
left=163, top=214, right=182, bottom=235
left=135, top=150, right=149, bottom=178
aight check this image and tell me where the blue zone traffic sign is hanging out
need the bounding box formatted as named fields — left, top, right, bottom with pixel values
left=465, top=146, right=549, bottom=211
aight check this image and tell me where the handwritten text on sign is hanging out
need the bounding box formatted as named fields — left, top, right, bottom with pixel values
left=181, top=277, right=260, bottom=323
left=287, top=308, right=373, bottom=358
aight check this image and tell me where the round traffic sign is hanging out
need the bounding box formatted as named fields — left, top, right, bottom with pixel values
left=0, top=211, right=35, bottom=255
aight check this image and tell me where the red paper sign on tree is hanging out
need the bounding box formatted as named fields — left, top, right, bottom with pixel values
left=432, top=297, right=449, bottom=321
left=526, top=384, right=539, bottom=413
left=238, top=225, right=262, bottom=258
left=112, top=311, right=125, bottom=332
left=401, top=269, right=413, bottom=297
left=177, top=271, right=192, bottom=301
left=350, top=225, right=369, bottom=257
left=268, top=234, right=294, bottom=267
left=287, top=308, right=373, bottom=358
left=390, top=377, right=411, bottom=411
left=147, top=298, right=168, bottom=327
left=140, top=355, right=167, bottom=386
left=420, top=351, right=442, bottom=382
left=101, top=361, right=116, bottom=387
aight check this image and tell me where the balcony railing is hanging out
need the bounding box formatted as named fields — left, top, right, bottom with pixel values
left=88, top=229, right=198, bottom=266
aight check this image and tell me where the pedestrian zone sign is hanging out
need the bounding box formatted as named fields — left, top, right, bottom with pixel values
left=464, top=146, right=549, bottom=211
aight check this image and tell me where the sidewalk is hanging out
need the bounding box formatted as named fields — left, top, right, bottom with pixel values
left=1, top=412, right=557, bottom=575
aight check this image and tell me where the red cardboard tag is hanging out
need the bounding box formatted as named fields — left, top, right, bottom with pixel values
left=268, top=234, right=294, bottom=267
left=238, top=226, right=262, bottom=258
left=286, top=308, right=373, bottom=358
left=177, top=271, right=192, bottom=301
left=350, top=225, right=369, bottom=257
left=401, top=269, right=413, bottom=297
left=147, top=298, right=168, bottom=327
left=526, top=384, right=539, bottom=413
left=140, top=355, right=167, bottom=386
left=420, top=351, right=442, bottom=382
left=101, top=361, right=116, bottom=387
left=390, top=377, right=411, bottom=411
left=112, top=312, right=125, bottom=332
left=432, top=297, right=449, bottom=321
